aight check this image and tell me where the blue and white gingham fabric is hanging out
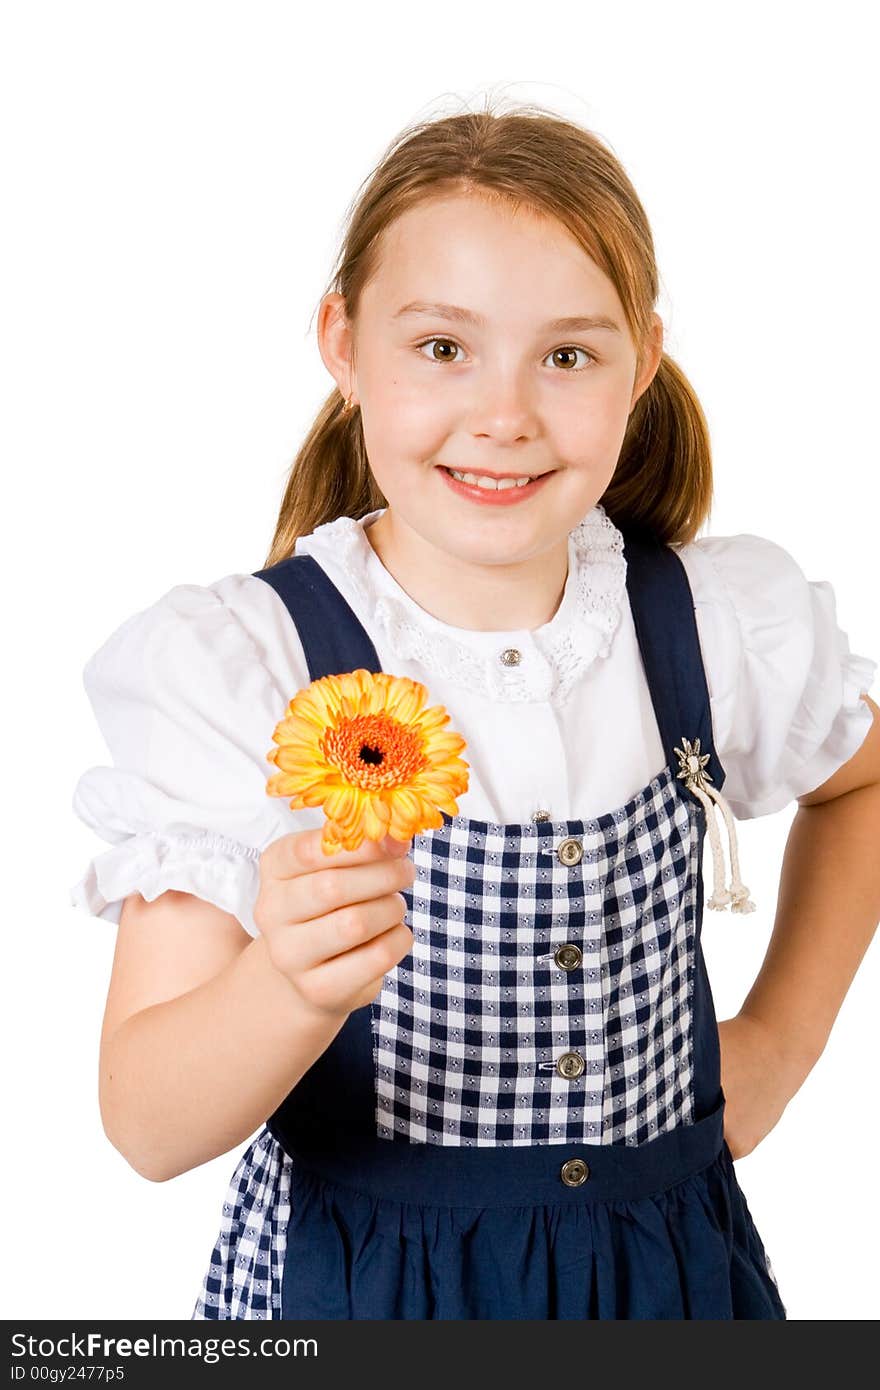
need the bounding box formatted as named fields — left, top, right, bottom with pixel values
left=192, top=1127, right=292, bottom=1319
left=373, top=761, right=699, bottom=1148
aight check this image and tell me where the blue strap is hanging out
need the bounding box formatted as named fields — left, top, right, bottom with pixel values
left=620, top=531, right=726, bottom=793
left=253, top=552, right=381, bottom=681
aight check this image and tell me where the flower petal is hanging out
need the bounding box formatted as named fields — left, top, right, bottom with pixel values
left=323, top=784, right=361, bottom=824
left=361, top=796, right=391, bottom=840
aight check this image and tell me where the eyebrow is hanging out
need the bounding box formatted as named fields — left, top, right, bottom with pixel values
left=392, top=300, right=623, bottom=335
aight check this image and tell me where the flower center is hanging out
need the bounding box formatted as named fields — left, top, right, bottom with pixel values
left=324, top=711, right=427, bottom=789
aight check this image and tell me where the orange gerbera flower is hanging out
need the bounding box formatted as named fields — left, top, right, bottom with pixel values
left=265, top=668, right=470, bottom=855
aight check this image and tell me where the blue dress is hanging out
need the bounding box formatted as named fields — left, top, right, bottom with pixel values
left=193, top=524, right=786, bottom=1320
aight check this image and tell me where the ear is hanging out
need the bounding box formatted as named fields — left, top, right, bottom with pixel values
left=631, top=312, right=664, bottom=410
left=316, top=292, right=357, bottom=402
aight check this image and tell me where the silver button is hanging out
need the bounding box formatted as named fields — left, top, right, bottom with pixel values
left=499, top=647, right=522, bottom=666
left=556, top=1051, right=586, bottom=1080
left=560, top=1156, right=590, bottom=1187
left=557, top=836, right=583, bottom=867
left=554, top=943, right=582, bottom=971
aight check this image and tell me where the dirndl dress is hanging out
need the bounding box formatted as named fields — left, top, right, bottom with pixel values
left=192, top=524, right=787, bottom=1320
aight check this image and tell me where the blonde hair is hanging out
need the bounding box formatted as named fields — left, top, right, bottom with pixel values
left=264, top=101, right=713, bottom=566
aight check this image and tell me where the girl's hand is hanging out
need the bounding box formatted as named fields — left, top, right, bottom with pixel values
left=717, top=1012, right=812, bottom=1159
left=254, top=825, right=416, bottom=1022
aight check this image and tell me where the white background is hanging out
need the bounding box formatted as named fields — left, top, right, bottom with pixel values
left=3, top=0, right=877, bottom=1321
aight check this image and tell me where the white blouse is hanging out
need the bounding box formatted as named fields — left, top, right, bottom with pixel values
left=69, top=504, right=877, bottom=938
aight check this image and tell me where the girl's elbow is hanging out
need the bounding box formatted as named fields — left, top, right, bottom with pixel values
left=106, top=1114, right=199, bottom=1183
left=98, top=1084, right=170, bottom=1182
left=100, top=1115, right=169, bottom=1183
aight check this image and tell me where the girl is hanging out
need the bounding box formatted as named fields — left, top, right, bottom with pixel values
left=71, top=104, right=880, bottom=1321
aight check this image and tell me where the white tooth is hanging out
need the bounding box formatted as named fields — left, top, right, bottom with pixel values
left=449, top=469, right=535, bottom=489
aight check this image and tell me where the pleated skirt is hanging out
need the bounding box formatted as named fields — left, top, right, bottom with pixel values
left=192, top=1122, right=786, bottom=1320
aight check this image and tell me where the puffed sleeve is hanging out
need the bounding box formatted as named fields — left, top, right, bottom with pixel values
left=675, top=533, right=877, bottom=819
left=69, top=573, right=314, bottom=937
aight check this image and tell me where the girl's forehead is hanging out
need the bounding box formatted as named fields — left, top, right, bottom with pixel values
left=380, top=191, right=578, bottom=257
left=366, top=196, right=620, bottom=315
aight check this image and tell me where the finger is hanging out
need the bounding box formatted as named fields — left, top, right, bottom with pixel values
left=381, top=832, right=413, bottom=858
left=348, top=970, right=398, bottom=1013
left=288, top=852, right=415, bottom=925
left=300, top=919, right=414, bottom=1012
left=277, top=889, right=411, bottom=974
left=265, top=824, right=412, bottom=881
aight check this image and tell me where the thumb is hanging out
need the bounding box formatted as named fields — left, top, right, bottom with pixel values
left=382, top=831, right=412, bottom=857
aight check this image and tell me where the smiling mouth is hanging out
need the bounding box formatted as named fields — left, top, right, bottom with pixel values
left=438, top=465, right=553, bottom=488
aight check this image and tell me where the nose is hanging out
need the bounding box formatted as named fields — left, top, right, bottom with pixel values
left=468, top=368, right=537, bottom=444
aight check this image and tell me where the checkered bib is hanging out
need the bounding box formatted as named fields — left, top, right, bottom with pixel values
left=192, top=526, right=786, bottom=1321
left=374, top=764, right=698, bottom=1148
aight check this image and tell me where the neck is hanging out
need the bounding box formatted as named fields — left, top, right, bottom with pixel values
left=363, top=510, right=571, bottom=633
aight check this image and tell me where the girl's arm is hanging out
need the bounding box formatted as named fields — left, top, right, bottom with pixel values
left=99, top=890, right=347, bottom=1183
left=730, top=695, right=880, bottom=1128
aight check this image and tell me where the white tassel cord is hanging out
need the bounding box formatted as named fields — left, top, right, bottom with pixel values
left=687, top=783, right=732, bottom=909
left=674, top=737, right=757, bottom=915
left=703, top=782, right=756, bottom=913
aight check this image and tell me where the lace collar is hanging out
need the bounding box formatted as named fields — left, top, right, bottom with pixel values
left=293, top=504, right=627, bottom=704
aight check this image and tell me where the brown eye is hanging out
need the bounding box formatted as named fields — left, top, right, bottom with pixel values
left=549, top=347, right=591, bottom=370
left=416, top=338, right=462, bottom=363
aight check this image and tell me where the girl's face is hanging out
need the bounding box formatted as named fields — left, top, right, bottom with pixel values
left=319, top=189, right=662, bottom=583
